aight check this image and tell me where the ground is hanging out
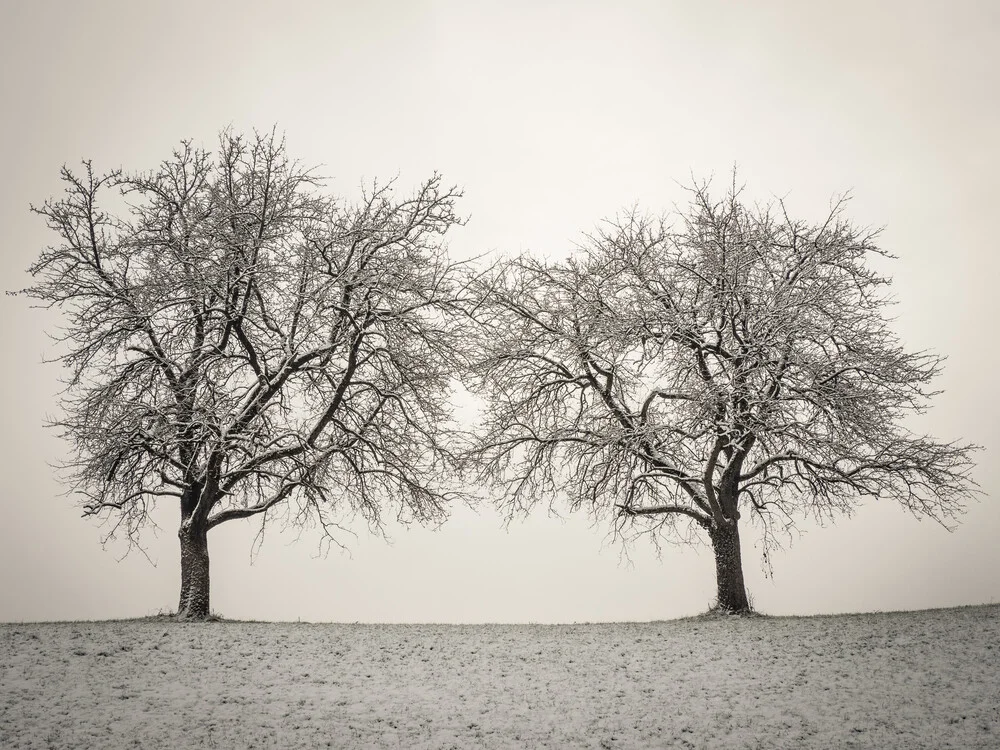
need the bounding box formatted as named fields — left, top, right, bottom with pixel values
left=1, top=604, right=997, bottom=749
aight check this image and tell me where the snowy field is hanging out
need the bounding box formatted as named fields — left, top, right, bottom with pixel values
left=1, top=604, right=997, bottom=749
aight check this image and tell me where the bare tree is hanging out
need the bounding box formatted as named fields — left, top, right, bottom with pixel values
left=465, top=179, right=980, bottom=614
left=25, top=129, right=471, bottom=619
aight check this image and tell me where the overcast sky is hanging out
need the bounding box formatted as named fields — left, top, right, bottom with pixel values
left=1, top=0, right=997, bottom=623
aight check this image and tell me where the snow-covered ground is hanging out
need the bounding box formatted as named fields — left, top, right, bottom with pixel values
left=1, top=604, right=997, bottom=749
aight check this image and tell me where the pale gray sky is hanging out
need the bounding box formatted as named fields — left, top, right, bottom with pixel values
left=1, top=0, right=997, bottom=623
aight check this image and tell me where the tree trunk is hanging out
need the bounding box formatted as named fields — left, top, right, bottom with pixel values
left=709, top=519, right=752, bottom=614
left=177, top=522, right=211, bottom=619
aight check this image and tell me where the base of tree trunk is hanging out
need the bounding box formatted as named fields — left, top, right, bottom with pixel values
left=174, top=608, right=216, bottom=621
left=706, top=603, right=758, bottom=617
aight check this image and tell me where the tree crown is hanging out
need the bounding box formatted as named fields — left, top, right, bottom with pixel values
left=26, top=130, right=472, bottom=550
left=465, top=179, right=979, bottom=555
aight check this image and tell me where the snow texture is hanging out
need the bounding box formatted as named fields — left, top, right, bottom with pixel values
left=1, top=604, right=997, bottom=748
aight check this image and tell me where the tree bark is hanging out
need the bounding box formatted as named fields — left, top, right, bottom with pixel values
left=177, top=522, right=211, bottom=619
left=709, top=519, right=752, bottom=614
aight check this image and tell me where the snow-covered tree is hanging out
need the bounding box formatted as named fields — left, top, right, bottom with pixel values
left=26, top=130, right=470, bottom=619
left=465, top=179, right=979, bottom=613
